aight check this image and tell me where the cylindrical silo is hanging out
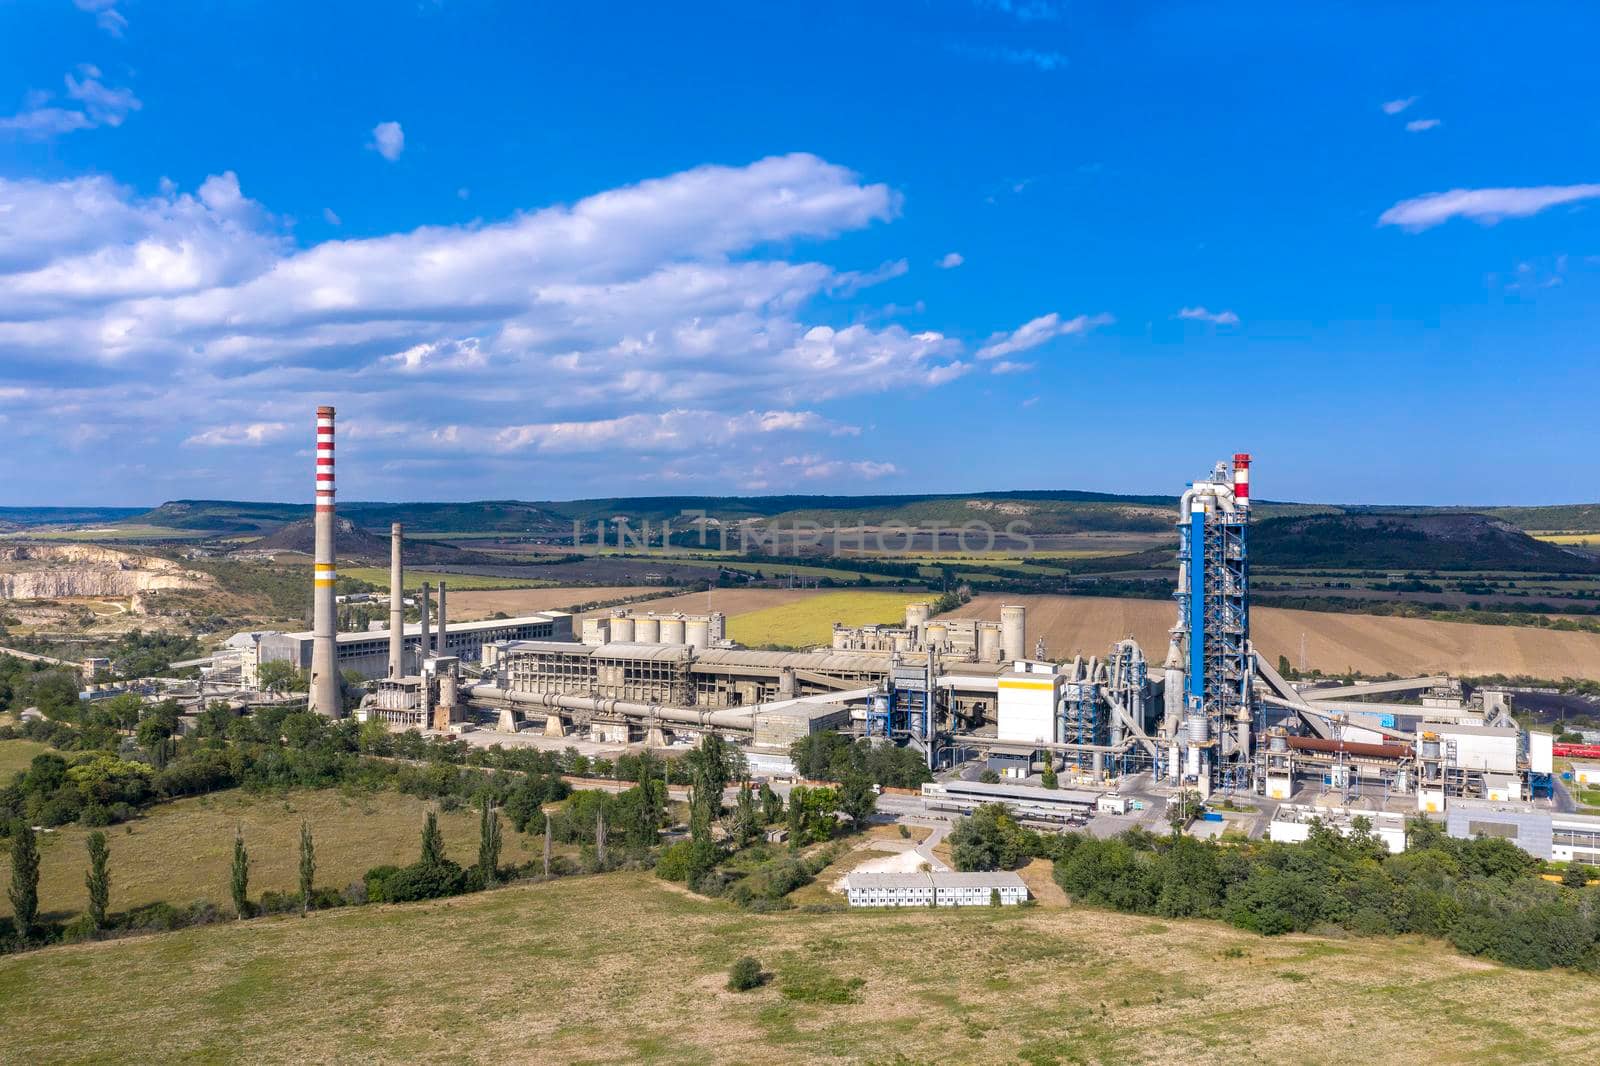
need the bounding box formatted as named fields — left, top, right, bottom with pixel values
left=1000, top=604, right=1026, bottom=662
left=610, top=615, right=635, bottom=642
left=905, top=602, right=932, bottom=631
left=634, top=615, right=660, bottom=643
left=832, top=627, right=851, bottom=650
left=924, top=622, right=948, bottom=649
left=686, top=617, right=710, bottom=649
left=977, top=624, right=1001, bottom=663
left=660, top=616, right=686, bottom=644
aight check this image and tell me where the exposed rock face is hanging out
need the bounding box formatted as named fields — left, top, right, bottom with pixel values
left=0, top=544, right=211, bottom=602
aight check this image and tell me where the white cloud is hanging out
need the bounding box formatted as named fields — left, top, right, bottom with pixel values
left=1177, top=306, right=1240, bottom=326
left=1405, top=118, right=1441, bottom=133
left=322, top=207, right=341, bottom=226
left=1379, top=184, right=1600, bottom=230
left=0, top=154, right=992, bottom=495
left=938, top=252, right=964, bottom=269
left=73, top=0, right=127, bottom=36
left=1382, top=96, right=1417, bottom=115
left=989, top=360, right=1033, bottom=374
left=951, top=44, right=1068, bottom=71
left=975, top=311, right=1112, bottom=360
left=786, top=456, right=899, bottom=481
left=0, top=66, right=140, bottom=138
left=184, top=422, right=289, bottom=447
left=370, top=121, right=405, bottom=161
left=973, top=0, right=1060, bottom=20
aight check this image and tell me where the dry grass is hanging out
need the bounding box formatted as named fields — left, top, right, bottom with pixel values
left=1, top=870, right=1597, bottom=1063
left=445, top=585, right=664, bottom=621
left=951, top=594, right=1600, bottom=680
left=0, top=788, right=545, bottom=922
left=0, top=738, right=51, bottom=778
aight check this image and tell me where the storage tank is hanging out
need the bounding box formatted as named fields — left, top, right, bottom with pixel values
left=977, top=624, right=1001, bottom=662
left=634, top=616, right=660, bottom=643
left=685, top=618, right=710, bottom=649
left=610, top=615, right=635, bottom=642
left=905, top=602, right=932, bottom=631
left=1186, top=713, right=1210, bottom=743
left=924, top=622, right=948, bottom=648
left=892, top=632, right=911, bottom=651
left=1000, top=604, right=1026, bottom=661
left=660, top=616, right=686, bottom=644
left=832, top=627, right=851, bottom=650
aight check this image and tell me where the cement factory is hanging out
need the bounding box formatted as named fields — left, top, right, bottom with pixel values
left=242, top=407, right=1597, bottom=869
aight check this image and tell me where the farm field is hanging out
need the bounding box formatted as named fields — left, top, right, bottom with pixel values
left=725, top=590, right=927, bottom=648
left=446, top=585, right=666, bottom=621
left=571, top=587, right=832, bottom=627
left=1, top=870, right=1596, bottom=1064
left=0, top=788, right=543, bottom=923
left=1535, top=532, right=1600, bottom=546
left=337, top=567, right=548, bottom=591
left=949, top=594, right=1600, bottom=680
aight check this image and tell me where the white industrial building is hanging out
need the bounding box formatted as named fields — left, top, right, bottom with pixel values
left=843, top=871, right=1028, bottom=907
left=1268, top=804, right=1407, bottom=854
left=251, top=612, right=573, bottom=681
left=996, top=660, right=1062, bottom=744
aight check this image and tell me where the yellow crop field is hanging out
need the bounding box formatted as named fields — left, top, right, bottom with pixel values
left=1533, top=532, right=1600, bottom=546
left=727, top=590, right=923, bottom=647
left=337, top=567, right=549, bottom=591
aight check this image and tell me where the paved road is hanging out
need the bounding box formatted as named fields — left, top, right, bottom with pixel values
left=0, top=646, right=74, bottom=667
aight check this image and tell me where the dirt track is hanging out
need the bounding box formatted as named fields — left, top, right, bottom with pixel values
left=949, top=594, right=1600, bottom=681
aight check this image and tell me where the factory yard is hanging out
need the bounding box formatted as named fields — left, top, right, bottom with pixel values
left=0, top=787, right=546, bottom=922
left=2, top=870, right=1596, bottom=1064
left=951, top=594, right=1600, bottom=681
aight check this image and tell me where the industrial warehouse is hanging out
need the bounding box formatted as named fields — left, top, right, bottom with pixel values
left=269, top=407, right=1591, bottom=867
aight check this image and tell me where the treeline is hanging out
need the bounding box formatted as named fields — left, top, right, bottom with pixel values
left=788, top=731, right=933, bottom=790
left=948, top=804, right=1600, bottom=973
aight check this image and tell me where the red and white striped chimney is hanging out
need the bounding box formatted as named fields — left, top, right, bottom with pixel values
left=309, top=405, right=342, bottom=716
left=1232, top=452, right=1251, bottom=509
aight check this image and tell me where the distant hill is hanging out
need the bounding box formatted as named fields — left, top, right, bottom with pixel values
left=247, top=518, right=502, bottom=565
left=1251, top=513, right=1600, bottom=572
left=0, top=506, right=146, bottom=528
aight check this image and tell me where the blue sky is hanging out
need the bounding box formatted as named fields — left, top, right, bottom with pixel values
left=1, top=0, right=1596, bottom=507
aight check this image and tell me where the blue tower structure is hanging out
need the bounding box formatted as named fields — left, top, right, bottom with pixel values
left=1174, top=454, right=1254, bottom=793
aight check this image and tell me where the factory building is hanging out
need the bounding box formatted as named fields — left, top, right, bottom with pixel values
left=581, top=609, right=727, bottom=648
left=843, top=871, right=1029, bottom=908
left=1445, top=801, right=1600, bottom=864
left=830, top=601, right=1025, bottom=663
left=254, top=613, right=573, bottom=681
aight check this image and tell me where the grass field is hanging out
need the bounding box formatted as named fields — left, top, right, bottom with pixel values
left=0, top=739, right=51, bottom=778
left=1534, top=532, right=1600, bottom=546
left=726, top=590, right=924, bottom=647
left=949, top=594, right=1600, bottom=681
left=338, top=567, right=553, bottom=591
left=0, top=788, right=546, bottom=923
left=1, top=870, right=1596, bottom=1063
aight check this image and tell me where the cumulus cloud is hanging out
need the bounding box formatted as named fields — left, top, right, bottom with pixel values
left=975, top=311, right=1111, bottom=360
left=1177, top=306, right=1240, bottom=326
left=937, top=252, right=964, bottom=269
left=73, top=0, right=128, bottom=36
left=1382, top=97, right=1417, bottom=115
left=185, top=422, right=290, bottom=447
left=784, top=455, right=899, bottom=480
left=0, top=153, right=988, bottom=496
left=953, top=44, right=1069, bottom=71
left=370, top=121, right=404, bottom=161
left=1405, top=118, right=1441, bottom=133
left=989, top=360, right=1033, bottom=374
left=0, top=66, right=140, bottom=138
left=1379, top=185, right=1600, bottom=230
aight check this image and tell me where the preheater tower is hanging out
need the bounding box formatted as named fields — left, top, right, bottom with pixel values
left=309, top=405, right=342, bottom=717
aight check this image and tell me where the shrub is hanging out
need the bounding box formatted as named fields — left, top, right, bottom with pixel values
left=727, top=956, right=764, bottom=991
left=61, top=913, right=99, bottom=943
left=654, top=841, right=693, bottom=882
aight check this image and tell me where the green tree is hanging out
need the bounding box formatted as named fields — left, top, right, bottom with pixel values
left=1562, top=862, right=1592, bottom=888
left=298, top=822, right=316, bottom=915
left=230, top=828, right=250, bottom=919
left=8, top=822, right=40, bottom=940
left=786, top=785, right=806, bottom=848
left=839, top=772, right=877, bottom=828
left=732, top=782, right=758, bottom=846
left=420, top=811, right=446, bottom=867
left=1040, top=755, right=1059, bottom=790
left=760, top=782, right=783, bottom=825
left=85, top=830, right=111, bottom=931
left=256, top=659, right=306, bottom=694
left=136, top=715, right=173, bottom=769
left=478, top=801, right=502, bottom=885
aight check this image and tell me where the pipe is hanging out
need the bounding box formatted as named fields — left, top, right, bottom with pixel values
left=467, top=684, right=758, bottom=731
left=388, top=523, right=404, bottom=678
left=1286, top=735, right=1413, bottom=760
left=309, top=405, right=342, bottom=717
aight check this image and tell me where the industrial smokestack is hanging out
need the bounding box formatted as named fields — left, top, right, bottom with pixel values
left=437, top=581, right=448, bottom=659
left=309, top=405, right=342, bottom=717
left=1232, top=453, right=1251, bottom=509
left=420, top=582, right=432, bottom=661
left=388, top=523, right=404, bottom=677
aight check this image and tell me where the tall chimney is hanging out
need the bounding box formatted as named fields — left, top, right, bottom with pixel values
left=420, top=582, right=432, bottom=662
left=388, top=523, right=404, bottom=677
left=437, top=581, right=448, bottom=659
left=309, top=405, right=342, bottom=717
left=1232, top=452, right=1251, bottom=510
